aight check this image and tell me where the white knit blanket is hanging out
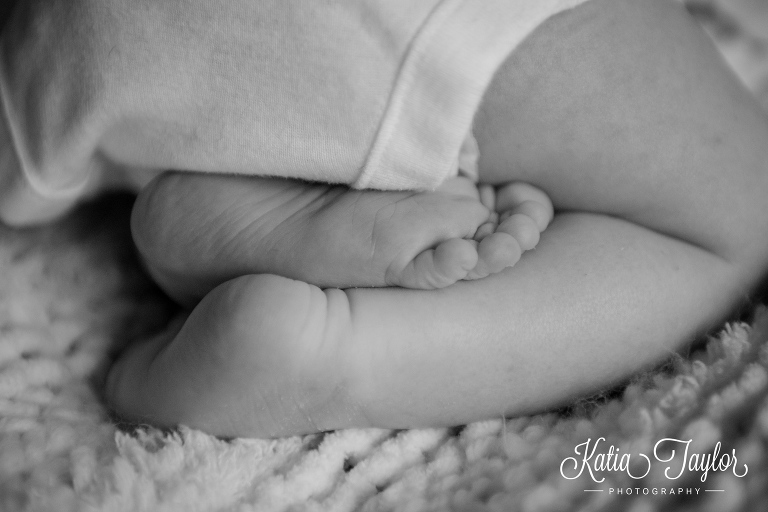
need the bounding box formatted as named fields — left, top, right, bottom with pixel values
left=1, top=1, right=767, bottom=510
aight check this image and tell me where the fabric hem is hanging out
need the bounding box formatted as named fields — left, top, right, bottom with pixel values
left=354, top=0, right=592, bottom=191
left=0, top=61, right=89, bottom=200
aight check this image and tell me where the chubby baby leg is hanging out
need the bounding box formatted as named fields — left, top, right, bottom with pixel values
left=131, top=173, right=552, bottom=305
left=475, top=0, right=768, bottom=275
left=107, top=0, right=768, bottom=438
left=106, top=212, right=748, bottom=438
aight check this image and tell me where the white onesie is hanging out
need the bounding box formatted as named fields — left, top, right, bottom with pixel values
left=0, top=0, right=590, bottom=225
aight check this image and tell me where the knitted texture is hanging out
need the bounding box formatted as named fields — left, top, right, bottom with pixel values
left=1, top=1, right=767, bottom=510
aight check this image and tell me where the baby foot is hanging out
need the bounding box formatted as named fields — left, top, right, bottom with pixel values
left=380, top=177, right=541, bottom=289
left=465, top=182, right=554, bottom=280
left=131, top=173, right=552, bottom=303
left=105, top=274, right=365, bottom=437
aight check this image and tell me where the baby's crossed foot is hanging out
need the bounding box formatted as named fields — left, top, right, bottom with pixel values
left=132, top=173, right=553, bottom=303
left=469, top=181, right=553, bottom=281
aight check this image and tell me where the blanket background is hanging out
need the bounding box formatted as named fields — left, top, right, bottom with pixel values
left=1, top=1, right=768, bottom=510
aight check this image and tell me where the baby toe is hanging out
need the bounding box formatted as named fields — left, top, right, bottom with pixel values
left=498, top=213, right=541, bottom=251
left=478, top=184, right=497, bottom=211
left=496, top=182, right=554, bottom=231
left=395, top=238, right=478, bottom=289
left=433, top=238, right=479, bottom=277
left=500, top=200, right=553, bottom=232
left=496, top=182, right=550, bottom=209
left=474, top=221, right=498, bottom=242
left=473, top=232, right=522, bottom=276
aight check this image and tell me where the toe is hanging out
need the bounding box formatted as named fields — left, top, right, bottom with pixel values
left=474, top=221, right=498, bottom=242
left=433, top=238, right=479, bottom=282
left=498, top=213, right=541, bottom=251
left=496, top=182, right=554, bottom=231
left=496, top=181, right=550, bottom=209
left=478, top=184, right=496, bottom=210
left=395, top=238, right=478, bottom=289
left=500, top=200, right=553, bottom=232
left=467, top=232, right=522, bottom=279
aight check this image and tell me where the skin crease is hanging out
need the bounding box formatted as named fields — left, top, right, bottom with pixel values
left=105, top=0, right=768, bottom=437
